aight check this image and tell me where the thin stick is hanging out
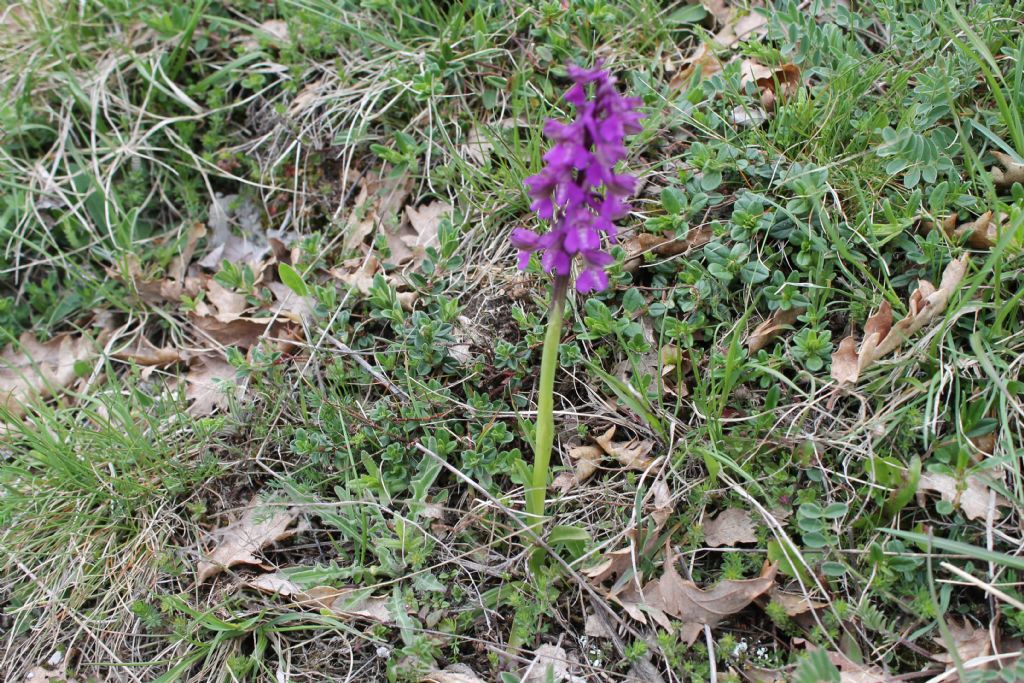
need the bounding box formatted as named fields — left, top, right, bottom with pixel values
left=324, top=333, right=408, bottom=399
left=940, top=561, right=1024, bottom=612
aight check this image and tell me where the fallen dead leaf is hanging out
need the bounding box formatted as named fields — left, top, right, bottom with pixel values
left=520, top=644, right=575, bottom=683
left=830, top=336, right=860, bottom=385
left=0, top=331, right=103, bottom=418
left=267, top=281, right=316, bottom=322
left=737, top=665, right=788, bottom=682
left=790, top=641, right=892, bottom=682
left=740, top=60, right=801, bottom=111
left=701, top=0, right=731, bottom=24
left=934, top=618, right=991, bottom=666
left=189, top=314, right=283, bottom=349
left=704, top=508, right=758, bottom=547
left=614, top=555, right=777, bottom=644
left=624, top=226, right=713, bottom=271
left=557, top=423, right=659, bottom=493
left=247, top=572, right=391, bottom=622
left=827, top=650, right=891, bottom=683
left=421, top=666, right=487, bottom=683
left=584, top=612, right=614, bottom=639
left=558, top=445, right=603, bottom=490
left=206, top=279, right=251, bottom=322
left=112, top=341, right=183, bottom=367
left=168, top=222, right=207, bottom=282
left=766, top=588, right=829, bottom=617
left=831, top=257, right=968, bottom=385
left=730, top=104, right=769, bottom=128
left=712, top=8, right=768, bottom=48
left=746, top=307, right=804, bottom=354
left=990, top=151, right=1024, bottom=189
left=669, top=43, right=724, bottom=90
left=256, top=19, right=289, bottom=43
left=916, top=471, right=1009, bottom=521
left=199, top=193, right=271, bottom=272
left=197, top=496, right=303, bottom=582
left=112, top=338, right=184, bottom=379
left=21, top=666, right=77, bottom=683
left=331, top=255, right=379, bottom=296
left=121, top=258, right=204, bottom=306
left=584, top=547, right=639, bottom=585
left=557, top=427, right=659, bottom=491
left=658, top=344, right=690, bottom=398
left=651, top=480, right=674, bottom=528
left=388, top=200, right=451, bottom=268
left=925, top=211, right=1008, bottom=250
left=330, top=255, right=418, bottom=310
left=594, top=426, right=657, bottom=471
left=288, top=78, right=327, bottom=116
left=185, top=355, right=240, bottom=417
left=612, top=321, right=687, bottom=399
left=343, top=169, right=413, bottom=252
left=954, top=211, right=1002, bottom=250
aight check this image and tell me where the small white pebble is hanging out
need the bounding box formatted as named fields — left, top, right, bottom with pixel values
left=48, top=651, right=63, bottom=666
left=376, top=646, right=391, bottom=658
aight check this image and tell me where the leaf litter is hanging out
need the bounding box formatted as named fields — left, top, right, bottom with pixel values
left=611, top=553, right=777, bottom=644
left=330, top=255, right=418, bottom=310
left=519, top=644, right=581, bottom=683
left=623, top=226, right=713, bottom=272
left=831, top=257, right=967, bottom=385
left=198, top=193, right=274, bottom=271
left=342, top=168, right=414, bottom=252
left=0, top=331, right=106, bottom=418
left=746, top=307, right=804, bottom=354
left=703, top=507, right=758, bottom=547
left=394, top=200, right=452, bottom=267
left=185, top=355, right=241, bottom=417
left=916, top=471, right=1009, bottom=521
left=990, top=151, right=1024, bottom=188
left=933, top=618, right=991, bottom=667
left=421, top=666, right=487, bottom=683
left=739, top=60, right=802, bottom=111
left=246, top=572, right=392, bottom=622
left=554, top=425, right=659, bottom=491
left=197, top=495, right=305, bottom=582
left=924, top=211, right=1010, bottom=250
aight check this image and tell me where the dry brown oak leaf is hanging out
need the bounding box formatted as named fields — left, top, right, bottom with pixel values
left=185, top=355, right=241, bottom=417
left=990, top=151, right=1024, bottom=188
left=623, top=226, right=712, bottom=273
left=831, top=257, right=967, bottom=384
left=197, top=496, right=304, bottom=582
left=739, top=60, right=801, bottom=111
left=916, top=471, right=1009, bottom=521
left=703, top=508, right=758, bottom=547
left=247, top=572, right=391, bottom=622
left=746, top=307, right=804, bottom=354
left=613, top=555, right=777, bottom=644
left=0, top=331, right=105, bottom=418
left=926, top=211, right=1006, bottom=250
left=556, top=426, right=659, bottom=491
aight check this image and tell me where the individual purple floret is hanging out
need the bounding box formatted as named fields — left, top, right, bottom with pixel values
left=512, top=62, right=644, bottom=293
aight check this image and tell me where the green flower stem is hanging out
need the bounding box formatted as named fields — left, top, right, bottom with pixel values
left=526, top=275, right=569, bottom=533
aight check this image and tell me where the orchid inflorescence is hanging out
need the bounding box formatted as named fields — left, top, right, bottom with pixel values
left=514, top=63, right=644, bottom=568
left=511, top=62, right=645, bottom=293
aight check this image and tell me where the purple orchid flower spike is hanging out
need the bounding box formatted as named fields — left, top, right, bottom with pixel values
left=512, top=61, right=644, bottom=293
